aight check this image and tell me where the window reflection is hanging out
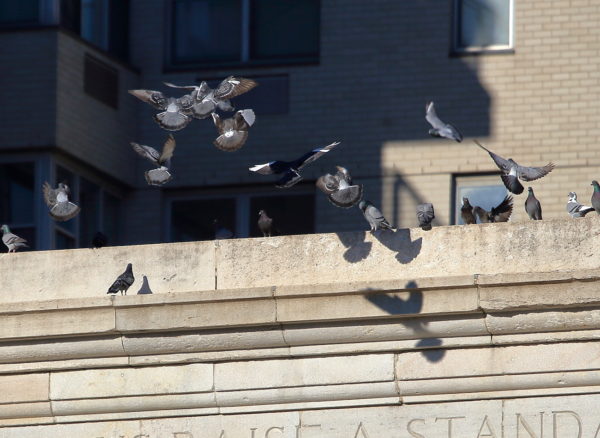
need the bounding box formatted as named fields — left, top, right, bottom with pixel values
left=454, top=174, right=508, bottom=224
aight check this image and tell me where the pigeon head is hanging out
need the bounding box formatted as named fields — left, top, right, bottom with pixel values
left=1, top=224, right=9, bottom=234
left=258, top=209, right=265, bottom=216
left=461, top=197, right=471, bottom=207
left=592, top=180, right=600, bottom=190
left=358, top=200, right=370, bottom=212
left=528, top=187, right=534, bottom=193
left=125, top=263, right=133, bottom=273
left=568, top=192, right=577, bottom=201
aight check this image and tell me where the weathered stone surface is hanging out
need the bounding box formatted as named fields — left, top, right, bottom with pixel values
left=0, top=373, right=48, bottom=404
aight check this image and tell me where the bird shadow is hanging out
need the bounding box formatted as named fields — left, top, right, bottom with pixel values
left=371, top=228, right=422, bottom=264
left=335, top=231, right=372, bottom=263
left=137, top=275, right=153, bottom=295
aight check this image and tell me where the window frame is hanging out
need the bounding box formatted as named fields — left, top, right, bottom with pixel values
left=452, top=0, right=514, bottom=55
left=451, top=172, right=510, bottom=225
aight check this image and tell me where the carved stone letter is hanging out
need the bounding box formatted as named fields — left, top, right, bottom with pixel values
left=407, top=419, right=425, bottom=438
left=552, top=411, right=582, bottom=438
left=218, top=431, right=227, bottom=438
left=435, top=416, right=465, bottom=438
left=477, top=416, right=498, bottom=438
left=133, top=435, right=150, bottom=438
left=517, top=413, right=544, bottom=438
left=265, top=427, right=284, bottom=437
left=353, top=422, right=371, bottom=438
left=295, top=424, right=321, bottom=438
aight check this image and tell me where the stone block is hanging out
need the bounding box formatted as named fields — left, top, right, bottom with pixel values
left=0, top=373, right=48, bottom=404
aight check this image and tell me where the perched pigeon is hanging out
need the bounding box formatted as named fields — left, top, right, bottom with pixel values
left=591, top=181, right=600, bottom=215
left=164, top=76, right=257, bottom=119
left=425, top=101, right=463, bottom=142
left=131, top=135, right=176, bottom=186
left=460, top=198, right=476, bottom=224
left=416, top=203, right=435, bottom=230
left=1, top=224, right=28, bottom=253
left=473, top=195, right=513, bottom=223
left=566, top=192, right=594, bottom=218
left=475, top=141, right=555, bottom=195
left=211, top=109, right=255, bottom=152
left=42, top=182, right=81, bottom=222
left=128, top=89, right=194, bottom=131
left=359, top=200, right=395, bottom=232
left=213, top=219, right=234, bottom=240
left=525, top=187, right=542, bottom=220
left=316, top=166, right=363, bottom=208
left=107, top=263, right=134, bottom=295
left=258, top=210, right=274, bottom=237
left=92, top=231, right=108, bottom=248
left=250, top=141, right=341, bottom=188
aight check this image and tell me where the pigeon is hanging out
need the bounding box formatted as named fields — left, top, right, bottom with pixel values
left=359, top=200, right=395, bottom=232
left=250, top=141, right=341, bottom=188
left=591, top=181, right=600, bottom=215
left=258, top=210, right=274, bottom=237
left=566, top=192, right=594, bottom=218
left=92, top=231, right=108, bottom=248
left=1, top=225, right=28, bottom=253
left=107, top=263, right=134, bottom=296
left=213, top=219, right=234, bottom=239
left=425, top=101, right=463, bottom=142
left=211, top=109, right=255, bottom=152
left=416, top=203, right=435, bottom=230
left=473, top=195, right=513, bottom=223
left=316, top=166, right=363, bottom=208
left=164, top=76, right=258, bottom=119
left=474, top=140, right=555, bottom=195
left=42, top=182, right=81, bottom=221
left=525, top=187, right=542, bottom=220
left=128, top=88, right=194, bottom=131
left=131, top=135, right=176, bottom=186
left=460, top=197, right=476, bottom=224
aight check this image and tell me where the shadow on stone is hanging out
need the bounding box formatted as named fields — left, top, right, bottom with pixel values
left=372, top=228, right=422, bottom=264
left=336, top=231, right=372, bottom=263
left=416, top=338, right=445, bottom=362
left=137, top=275, right=153, bottom=294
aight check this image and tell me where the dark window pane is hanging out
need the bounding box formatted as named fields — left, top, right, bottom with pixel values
left=79, top=178, right=100, bottom=247
left=233, top=75, right=288, bottom=115
left=81, top=0, right=108, bottom=49
left=56, top=230, right=75, bottom=249
left=171, top=199, right=235, bottom=242
left=250, top=0, right=319, bottom=61
left=84, top=53, right=119, bottom=108
left=61, top=0, right=81, bottom=33
left=103, top=192, right=119, bottom=244
left=172, top=0, right=241, bottom=65
left=56, top=166, right=76, bottom=233
left=457, top=0, right=510, bottom=48
left=0, top=0, right=39, bottom=25
left=2, top=227, right=35, bottom=252
left=0, top=162, right=35, bottom=225
left=249, top=194, right=314, bottom=237
left=108, top=0, right=129, bottom=60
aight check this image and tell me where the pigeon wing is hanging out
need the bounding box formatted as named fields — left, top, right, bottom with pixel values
left=490, top=195, right=513, bottom=222
left=163, top=81, right=198, bottom=91
left=131, top=142, right=160, bottom=165
left=211, top=113, right=224, bottom=134
left=214, top=76, right=258, bottom=100
left=276, top=169, right=303, bottom=188
left=213, top=131, right=248, bottom=152
left=474, top=140, right=512, bottom=173
left=296, top=141, right=341, bottom=170
left=158, top=135, right=176, bottom=165
left=249, top=162, right=280, bottom=175
left=145, top=168, right=172, bottom=186
left=234, top=109, right=255, bottom=128
left=42, top=182, right=58, bottom=207
left=500, top=174, right=525, bottom=195
left=425, top=102, right=445, bottom=130
left=128, top=90, right=168, bottom=110
left=517, top=163, right=555, bottom=181
left=50, top=202, right=81, bottom=222
left=316, top=174, right=340, bottom=194
left=473, top=206, right=490, bottom=223
left=329, top=185, right=363, bottom=209
left=153, top=111, right=191, bottom=131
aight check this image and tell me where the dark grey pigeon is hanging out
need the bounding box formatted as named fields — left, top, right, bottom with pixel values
left=211, top=109, right=255, bottom=152
left=473, top=195, right=513, bottom=223
left=460, top=198, right=476, bottom=224
left=128, top=89, right=194, bottom=131
left=316, top=165, right=363, bottom=208
left=107, top=263, right=134, bottom=296
left=416, top=203, right=435, bottom=230
left=525, top=187, right=542, bottom=220
left=164, top=76, right=257, bottom=119
left=92, top=231, right=108, bottom=248
left=258, top=210, right=274, bottom=237
left=591, top=181, right=600, bottom=215
left=131, top=135, right=176, bottom=186
left=425, top=101, right=463, bottom=142
left=42, top=182, right=81, bottom=222
left=567, top=192, right=594, bottom=218
left=475, top=140, right=555, bottom=195
left=250, top=141, right=341, bottom=188
left=358, top=200, right=395, bottom=232
left=1, top=224, right=28, bottom=253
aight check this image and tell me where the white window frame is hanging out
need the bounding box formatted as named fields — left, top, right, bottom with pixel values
left=453, top=0, right=514, bottom=53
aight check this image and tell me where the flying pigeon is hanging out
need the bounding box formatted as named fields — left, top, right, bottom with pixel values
left=107, top=263, right=134, bottom=296
left=591, top=181, right=600, bottom=215
left=473, top=195, right=513, bottom=223
left=425, top=101, right=463, bottom=142
left=316, top=166, right=363, bottom=208
left=359, top=200, right=395, bottom=232
left=460, top=198, right=476, bottom=224
left=258, top=210, right=274, bottom=237
left=525, top=187, right=542, bottom=220
left=42, top=182, right=81, bottom=222
left=474, top=141, right=555, bottom=195
left=92, top=231, right=108, bottom=248
left=1, top=224, right=28, bottom=253
left=131, top=135, right=176, bottom=186
left=416, top=203, right=435, bottom=230
left=566, top=192, right=594, bottom=218
left=250, top=141, right=341, bottom=188
left=213, top=219, right=234, bottom=239
left=128, top=89, right=194, bottom=131
left=164, top=76, right=257, bottom=119
left=211, top=109, right=255, bottom=152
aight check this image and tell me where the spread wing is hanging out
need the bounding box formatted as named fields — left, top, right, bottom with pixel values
left=490, top=195, right=513, bottom=222
left=211, top=113, right=224, bottom=133
left=316, top=174, right=340, bottom=194
left=517, top=163, right=555, bottom=181
left=214, top=76, right=258, bottom=100
left=329, top=185, right=363, bottom=208
left=296, top=141, right=341, bottom=170
left=128, top=90, right=168, bottom=110
left=159, top=135, right=176, bottom=164
left=474, top=140, right=512, bottom=173
left=235, top=109, right=255, bottom=128
left=42, top=182, right=58, bottom=207
left=131, top=142, right=160, bottom=165
left=425, top=101, right=445, bottom=130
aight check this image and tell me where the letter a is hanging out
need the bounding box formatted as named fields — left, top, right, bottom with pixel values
left=477, top=416, right=498, bottom=438
left=354, top=423, right=371, bottom=438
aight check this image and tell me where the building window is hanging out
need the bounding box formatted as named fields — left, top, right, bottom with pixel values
left=168, top=191, right=315, bottom=241
left=0, top=162, right=36, bottom=251
left=453, top=0, right=513, bottom=53
left=453, top=174, right=508, bottom=224
left=170, top=0, right=320, bottom=68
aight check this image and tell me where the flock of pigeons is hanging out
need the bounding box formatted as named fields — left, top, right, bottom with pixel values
left=1, top=80, right=599, bottom=294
